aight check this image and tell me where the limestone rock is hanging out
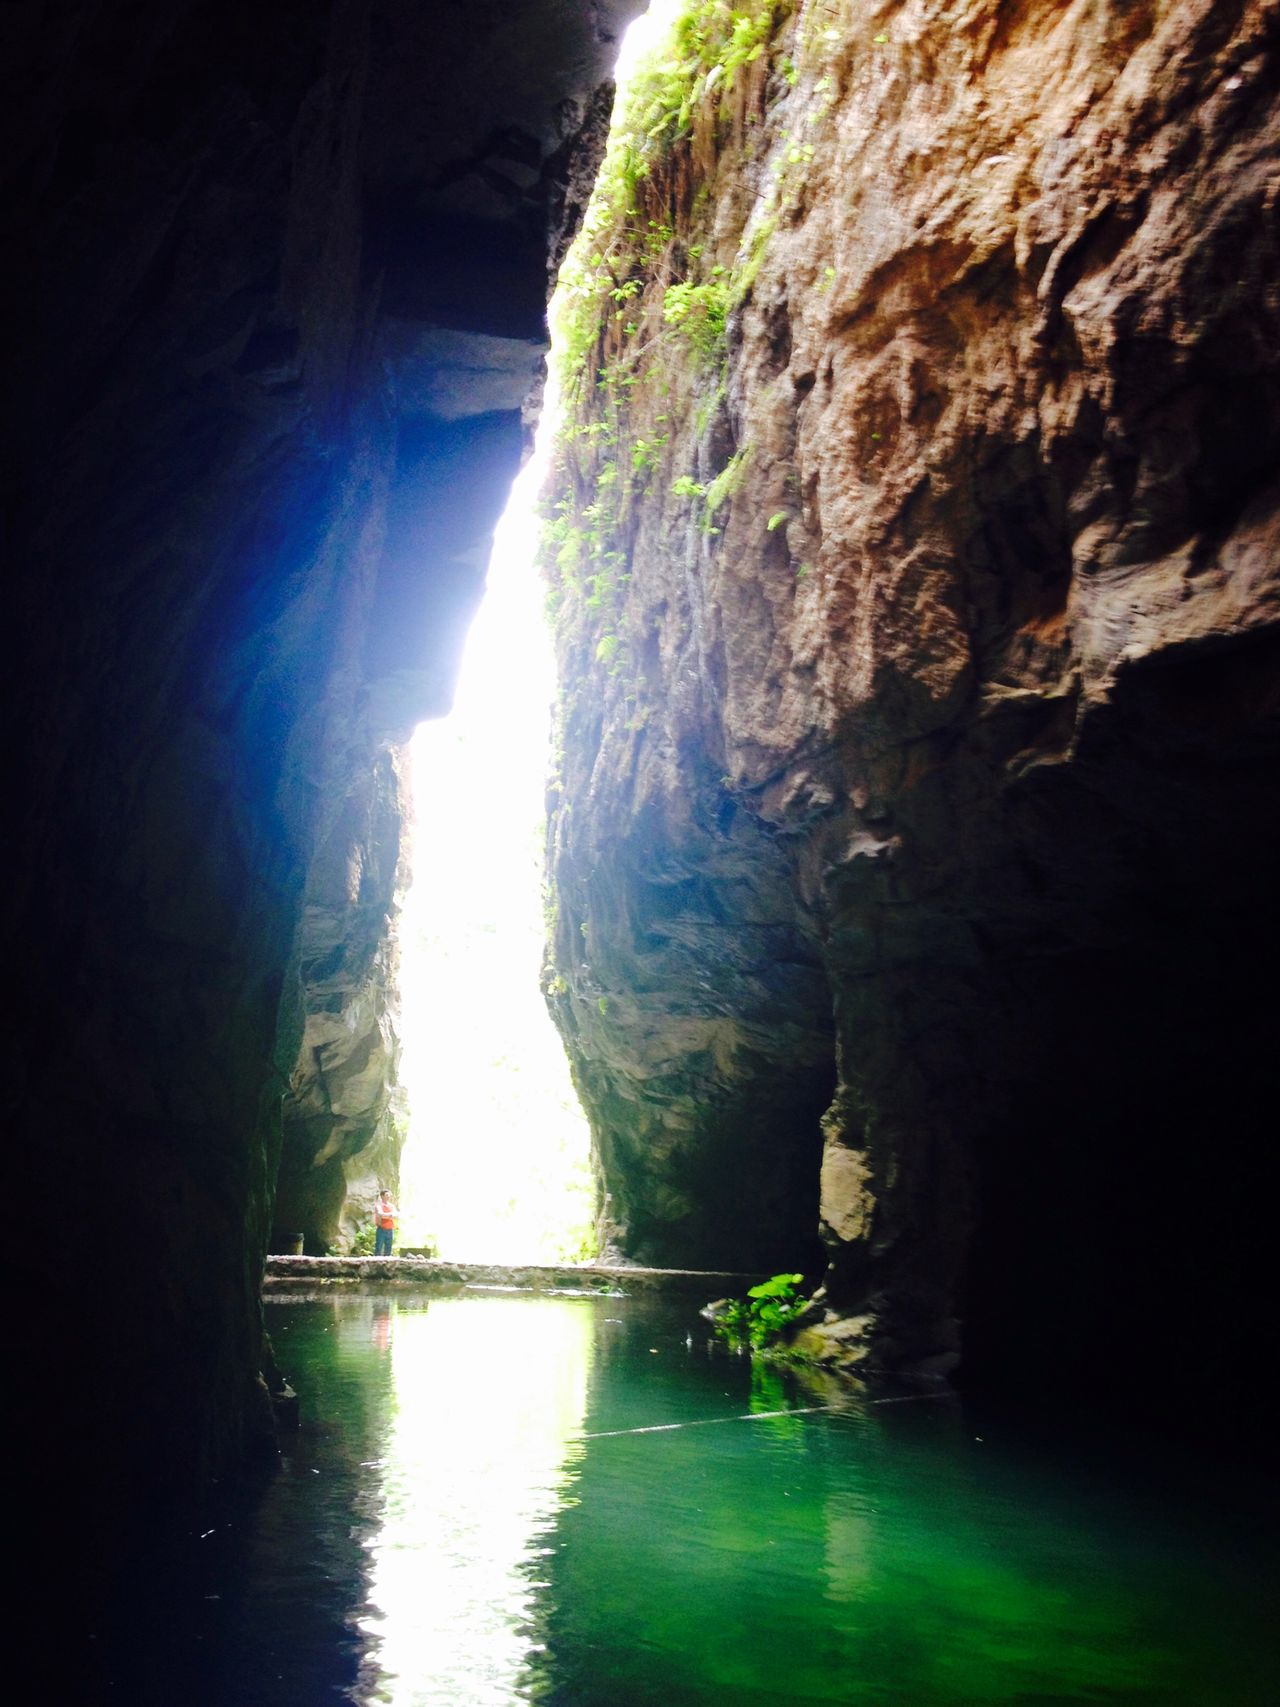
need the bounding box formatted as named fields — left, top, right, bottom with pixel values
left=544, top=0, right=1280, bottom=1404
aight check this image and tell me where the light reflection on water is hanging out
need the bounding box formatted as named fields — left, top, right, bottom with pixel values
left=183, top=1290, right=1279, bottom=1707
left=355, top=1298, right=590, bottom=1705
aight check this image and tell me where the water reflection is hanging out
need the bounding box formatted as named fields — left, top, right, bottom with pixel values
left=188, top=1293, right=1276, bottom=1707
left=355, top=1297, right=591, bottom=1705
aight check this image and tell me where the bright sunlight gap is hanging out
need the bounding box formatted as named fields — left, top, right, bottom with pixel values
left=394, top=1, right=682, bottom=1263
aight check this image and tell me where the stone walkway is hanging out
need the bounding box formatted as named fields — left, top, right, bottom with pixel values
left=263, top=1254, right=764, bottom=1297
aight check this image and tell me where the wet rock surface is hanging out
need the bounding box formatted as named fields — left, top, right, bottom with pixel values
left=544, top=0, right=1280, bottom=1409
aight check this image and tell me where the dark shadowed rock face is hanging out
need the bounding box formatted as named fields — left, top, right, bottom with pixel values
left=1, top=0, right=642, bottom=1552
left=543, top=0, right=1280, bottom=1414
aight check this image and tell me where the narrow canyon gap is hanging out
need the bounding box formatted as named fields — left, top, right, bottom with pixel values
left=2, top=0, right=1278, bottom=1638
left=392, top=431, right=598, bottom=1268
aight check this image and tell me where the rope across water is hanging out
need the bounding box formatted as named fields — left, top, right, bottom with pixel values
left=579, top=1392, right=944, bottom=1441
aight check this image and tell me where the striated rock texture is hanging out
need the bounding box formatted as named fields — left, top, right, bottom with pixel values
left=1, top=0, right=643, bottom=1575
left=543, top=0, right=1280, bottom=1406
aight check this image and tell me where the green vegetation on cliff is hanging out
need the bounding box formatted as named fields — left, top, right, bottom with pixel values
left=552, top=2, right=792, bottom=391
left=541, top=1, right=796, bottom=660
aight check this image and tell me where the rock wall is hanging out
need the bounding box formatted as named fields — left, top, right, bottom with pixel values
left=274, top=746, right=411, bottom=1254
left=543, top=0, right=1280, bottom=1407
left=1, top=0, right=643, bottom=1568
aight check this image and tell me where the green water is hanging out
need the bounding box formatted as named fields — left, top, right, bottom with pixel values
left=126, top=1292, right=1275, bottom=1704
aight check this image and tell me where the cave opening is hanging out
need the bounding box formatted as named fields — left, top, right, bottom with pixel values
left=340, top=0, right=840, bottom=1280
left=267, top=0, right=694, bottom=1269
left=393, top=415, right=598, bottom=1265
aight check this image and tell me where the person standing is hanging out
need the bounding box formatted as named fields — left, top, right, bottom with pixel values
left=374, top=1188, right=397, bottom=1257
